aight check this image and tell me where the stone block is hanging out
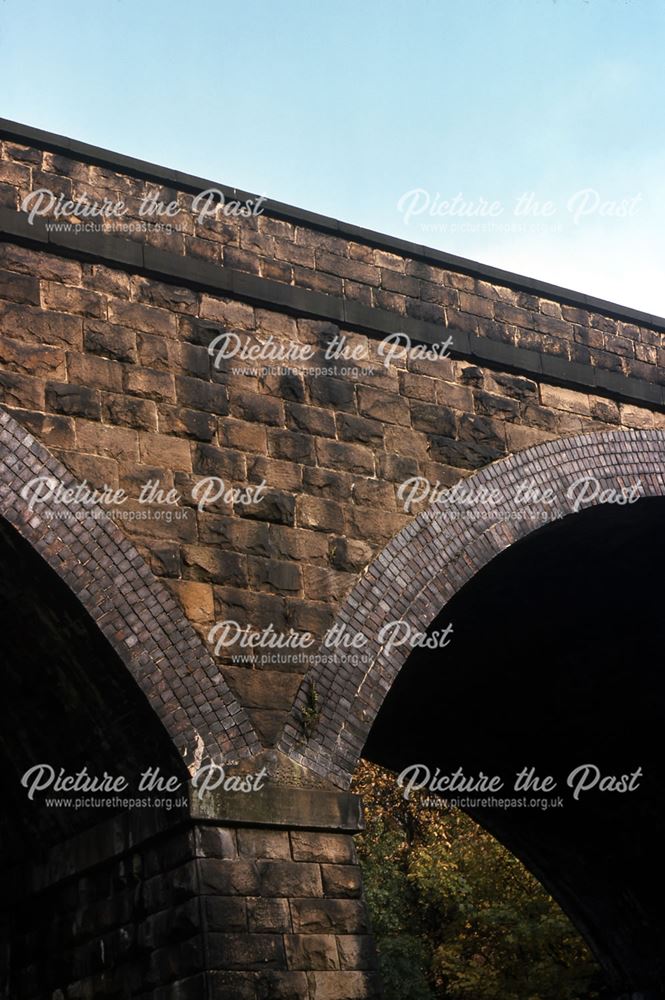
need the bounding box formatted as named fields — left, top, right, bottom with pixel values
left=320, top=865, right=363, bottom=898
left=41, top=281, right=107, bottom=319
left=140, top=431, right=192, bottom=471
left=76, top=419, right=138, bottom=461
left=291, top=832, right=356, bottom=865
left=225, top=669, right=300, bottom=712
left=146, top=540, right=182, bottom=577
left=197, top=859, right=260, bottom=896
left=7, top=409, right=75, bottom=449
left=207, top=932, right=284, bottom=970
left=138, top=899, right=201, bottom=949
left=0, top=370, right=45, bottom=409
left=0, top=334, right=66, bottom=378
left=257, top=861, right=323, bottom=898
left=488, top=371, right=537, bottom=400
left=284, top=933, right=339, bottom=971
left=376, top=452, right=419, bottom=482
left=176, top=374, right=229, bottom=414
left=125, top=366, right=176, bottom=402
left=255, top=971, right=309, bottom=1000
left=268, top=428, right=316, bottom=464
left=0, top=268, right=40, bottom=305
left=193, top=443, right=246, bottom=480
left=315, top=439, right=374, bottom=475
left=205, top=897, right=248, bottom=933
left=473, top=389, right=520, bottom=421
left=200, top=516, right=271, bottom=556
left=307, top=971, right=381, bottom=999
left=237, top=829, right=292, bottom=860
left=357, top=386, right=409, bottom=425
left=336, top=412, right=384, bottom=445
left=260, top=371, right=305, bottom=403
left=168, top=580, right=214, bottom=625
left=268, top=524, right=328, bottom=563
left=399, top=371, right=437, bottom=401
left=410, top=400, right=456, bottom=435
left=46, top=381, right=100, bottom=420
left=229, top=389, right=284, bottom=426
left=540, top=383, right=591, bottom=415
left=68, top=352, right=124, bottom=393
left=85, top=264, right=131, bottom=297
left=308, top=375, right=355, bottom=411
left=213, top=586, right=287, bottom=632
left=302, top=466, right=353, bottom=499
left=108, top=299, right=177, bottom=336
left=287, top=402, right=336, bottom=437
left=297, top=495, right=344, bottom=533
left=247, top=456, right=303, bottom=492
left=248, top=556, right=302, bottom=594
left=302, top=565, right=355, bottom=603
left=219, top=416, right=267, bottom=451
left=182, top=546, right=247, bottom=587
left=195, top=827, right=238, bottom=860
left=102, top=392, right=158, bottom=430
left=247, top=897, right=292, bottom=933
left=200, top=296, right=255, bottom=329
left=134, top=276, right=198, bottom=314
left=382, top=426, right=428, bottom=459
left=286, top=600, right=335, bottom=638
left=329, top=537, right=373, bottom=573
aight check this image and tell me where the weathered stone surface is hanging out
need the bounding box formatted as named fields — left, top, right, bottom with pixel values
left=205, top=897, right=248, bottom=932
left=290, top=899, right=369, bottom=935
left=207, top=932, right=285, bottom=970
left=321, top=865, right=363, bottom=898
left=197, top=859, right=261, bottom=896
left=257, top=861, right=323, bottom=898
left=255, top=970, right=309, bottom=1000
left=45, top=381, right=100, bottom=419
left=307, top=971, right=382, bottom=999
left=284, top=933, right=339, bottom=971
left=247, top=897, right=292, bottom=934
left=297, top=495, right=344, bottom=533
left=291, top=832, right=356, bottom=865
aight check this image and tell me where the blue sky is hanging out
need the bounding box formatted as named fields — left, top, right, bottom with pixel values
left=2, top=0, right=663, bottom=315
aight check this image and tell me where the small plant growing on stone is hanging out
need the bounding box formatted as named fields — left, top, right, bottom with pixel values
left=300, top=681, right=321, bottom=740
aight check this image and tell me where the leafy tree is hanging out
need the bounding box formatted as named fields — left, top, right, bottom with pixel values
left=352, top=761, right=606, bottom=1000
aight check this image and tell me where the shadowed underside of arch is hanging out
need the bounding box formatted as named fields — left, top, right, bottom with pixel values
left=0, top=407, right=261, bottom=770
left=279, top=428, right=665, bottom=785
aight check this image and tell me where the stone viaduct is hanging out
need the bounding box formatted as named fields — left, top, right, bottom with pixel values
left=0, top=118, right=663, bottom=999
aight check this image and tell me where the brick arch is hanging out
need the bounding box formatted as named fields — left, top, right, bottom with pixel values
left=0, top=407, right=261, bottom=770
left=279, top=428, right=665, bottom=786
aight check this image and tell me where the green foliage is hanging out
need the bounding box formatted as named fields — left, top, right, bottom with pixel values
left=300, top=681, right=321, bottom=740
left=352, top=761, right=605, bottom=1000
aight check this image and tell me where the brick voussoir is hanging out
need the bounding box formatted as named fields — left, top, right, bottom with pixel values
left=0, top=407, right=261, bottom=764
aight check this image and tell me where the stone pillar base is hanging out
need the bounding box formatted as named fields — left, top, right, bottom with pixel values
left=2, top=785, right=383, bottom=999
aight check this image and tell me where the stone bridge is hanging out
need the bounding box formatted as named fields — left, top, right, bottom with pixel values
left=0, top=118, right=663, bottom=999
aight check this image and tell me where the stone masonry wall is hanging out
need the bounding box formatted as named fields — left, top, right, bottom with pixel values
left=4, top=820, right=378, bottom=1000
left=1, top=136, right=663, bottom=384
left=1, top=136, right=665, bottom=746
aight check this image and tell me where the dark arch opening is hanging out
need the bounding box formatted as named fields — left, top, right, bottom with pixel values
left=0, top=516, right=188, bottom=867
left=363, top=498, right=665, bottom=996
